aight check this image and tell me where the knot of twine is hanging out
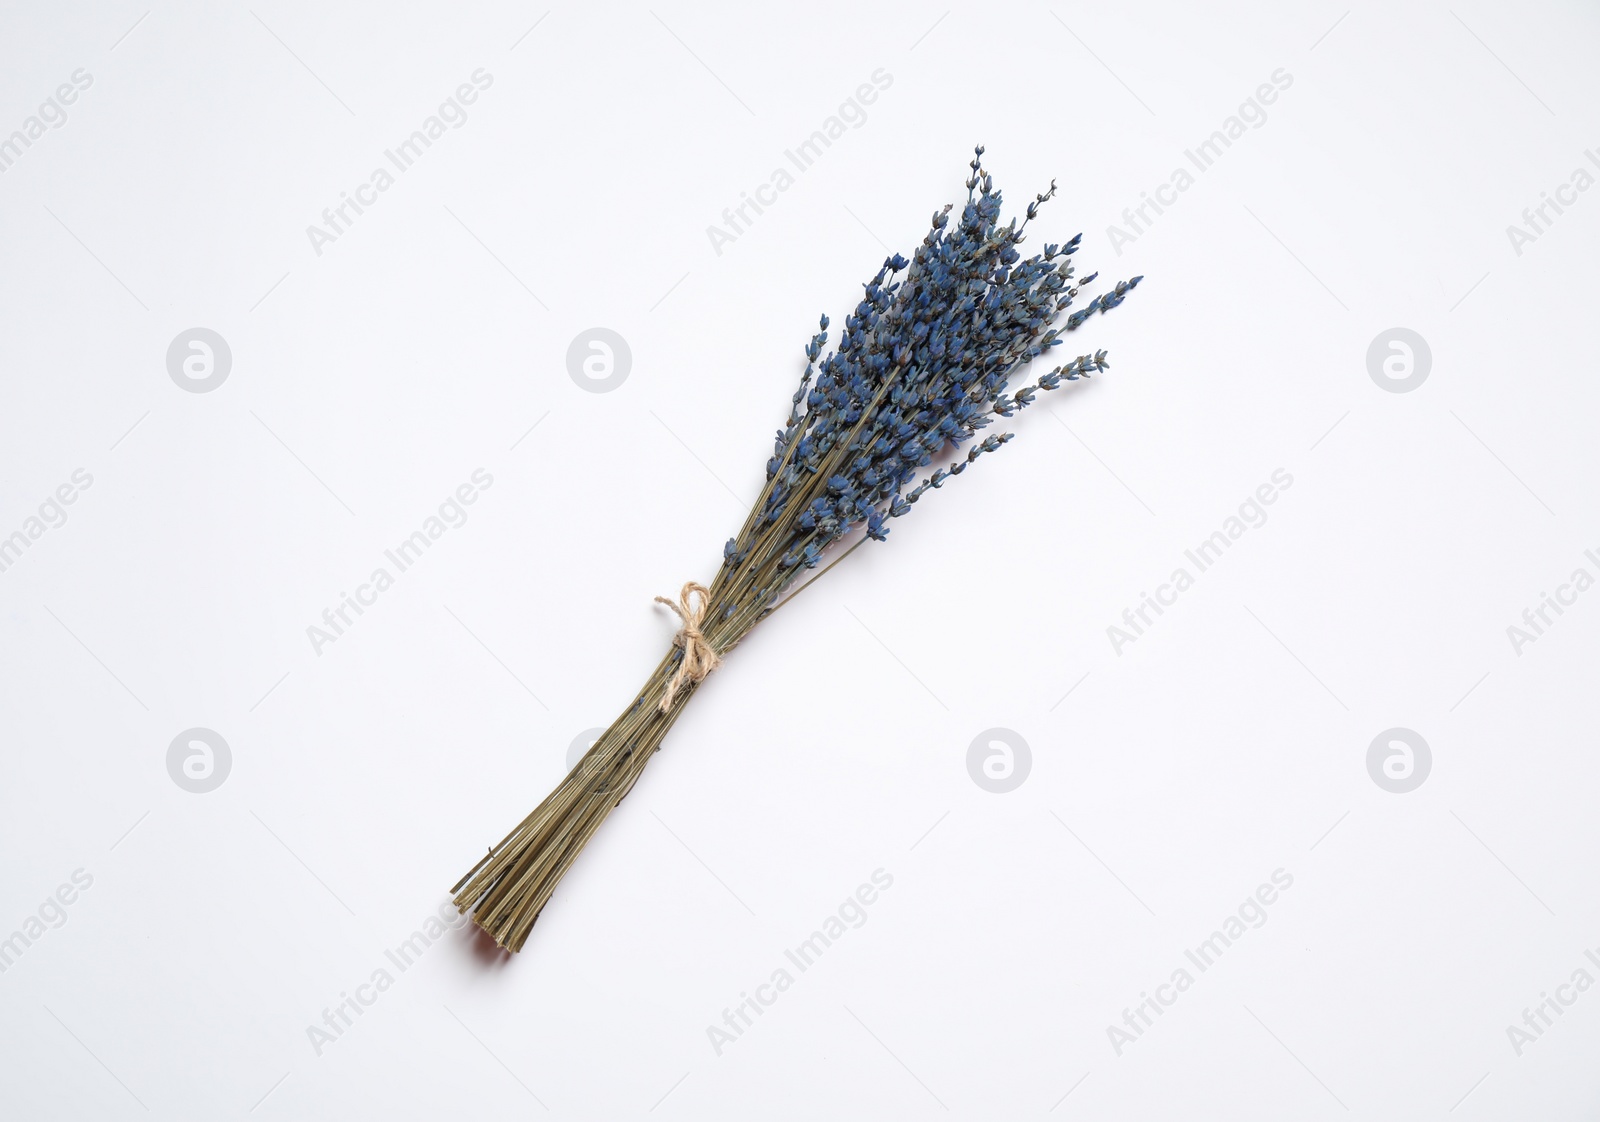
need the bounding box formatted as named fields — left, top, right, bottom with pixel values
left=654, top=582, right=720, bottom=712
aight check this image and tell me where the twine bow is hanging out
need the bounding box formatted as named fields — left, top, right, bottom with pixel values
left=654, top=582, right=721, bottom=712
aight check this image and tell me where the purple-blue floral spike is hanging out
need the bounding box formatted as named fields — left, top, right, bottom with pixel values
left=722, top=146, right=1139, bottom=603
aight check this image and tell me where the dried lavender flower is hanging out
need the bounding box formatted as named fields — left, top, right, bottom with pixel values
left=453, top=147, right=1141, bottom=951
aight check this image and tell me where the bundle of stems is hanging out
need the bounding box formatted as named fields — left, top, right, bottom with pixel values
left=453, top=147, right=1141, bottom=951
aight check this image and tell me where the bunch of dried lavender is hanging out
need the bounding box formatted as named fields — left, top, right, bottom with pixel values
left=453, top=147, right=1141, bottom=951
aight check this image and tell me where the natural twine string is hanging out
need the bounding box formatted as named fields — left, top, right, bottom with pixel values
left=654, top=581, right=720, bottom=712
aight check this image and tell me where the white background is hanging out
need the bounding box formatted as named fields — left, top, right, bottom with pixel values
left=2, top=1, right=1597, bottom=1118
